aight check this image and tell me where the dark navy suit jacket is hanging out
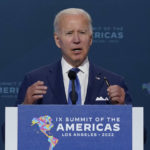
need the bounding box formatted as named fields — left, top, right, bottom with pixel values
left=17, top=60, right=132, bottom=105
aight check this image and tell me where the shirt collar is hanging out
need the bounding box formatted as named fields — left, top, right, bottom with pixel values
left=61, top=57, right=89, bottom=74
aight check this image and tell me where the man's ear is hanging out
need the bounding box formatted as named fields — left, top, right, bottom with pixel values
left=54, top=33, right=61, bottom=48
left=89, top=34, right=93, bottom=46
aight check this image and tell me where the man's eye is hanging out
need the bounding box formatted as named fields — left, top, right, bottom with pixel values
left=66, top=32, right=73, bottom=35
left=80, top=31, right=86, bottom=34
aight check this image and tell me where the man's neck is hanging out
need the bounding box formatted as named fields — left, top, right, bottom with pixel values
left=62, top=57, right=88, bottom=68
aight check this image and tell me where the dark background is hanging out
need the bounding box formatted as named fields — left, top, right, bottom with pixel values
left=0, top=0, right=150, bottom=149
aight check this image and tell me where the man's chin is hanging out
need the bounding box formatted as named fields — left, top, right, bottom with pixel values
left=64, top=56, right=86, bottom=67
left=71, top=58, right=85, bottom=67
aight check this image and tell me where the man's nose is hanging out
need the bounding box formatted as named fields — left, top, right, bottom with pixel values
left=73, top=33, right=80, bottom=44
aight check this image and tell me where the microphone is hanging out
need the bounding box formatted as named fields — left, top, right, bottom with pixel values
left=68, top=70, right=78, bottom=104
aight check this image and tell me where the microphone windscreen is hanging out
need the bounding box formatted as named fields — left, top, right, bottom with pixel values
left=68, top=70, right=76, bottom=80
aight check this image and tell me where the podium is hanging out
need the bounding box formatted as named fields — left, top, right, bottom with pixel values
left=5, top=105, right=143, bottom=150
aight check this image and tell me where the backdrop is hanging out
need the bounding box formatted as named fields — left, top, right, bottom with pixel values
left=0, top=0, right=150, bottom=149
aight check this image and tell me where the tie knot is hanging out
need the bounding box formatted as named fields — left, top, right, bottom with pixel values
left=71, top=68, right=80, bottom=73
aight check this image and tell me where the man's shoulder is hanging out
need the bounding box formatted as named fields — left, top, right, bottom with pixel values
left=26, top=60, right=61, bottom=77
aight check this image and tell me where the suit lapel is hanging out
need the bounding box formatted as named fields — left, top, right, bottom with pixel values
left=47, top=61, right=67, bottom=104
left=84, top=63, right=105, bottom=104
left=46, top=61, right=106, bottom=105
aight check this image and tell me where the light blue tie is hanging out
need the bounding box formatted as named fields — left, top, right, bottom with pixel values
left=68, top=68, right=81, bottom=105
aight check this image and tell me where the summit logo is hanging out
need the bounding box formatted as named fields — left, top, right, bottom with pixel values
left=93, top=26, right=124, bottom=43
left=0, top=81, right=21, bottom=98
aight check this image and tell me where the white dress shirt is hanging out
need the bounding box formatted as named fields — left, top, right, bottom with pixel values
left=61, top=57, right=89, bottom=105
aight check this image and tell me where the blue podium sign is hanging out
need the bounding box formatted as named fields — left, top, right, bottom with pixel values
left=18, top=105, right=132, bottom=150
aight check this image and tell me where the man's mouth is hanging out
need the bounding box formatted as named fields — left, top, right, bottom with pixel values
left=72, top=48, right=82, bottom=51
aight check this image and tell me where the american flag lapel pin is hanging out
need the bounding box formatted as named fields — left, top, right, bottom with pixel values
left=95, top=76, right=100, bottom=80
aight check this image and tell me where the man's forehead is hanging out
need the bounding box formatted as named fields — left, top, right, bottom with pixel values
left=56, top=13, right=91, bottom=34
left=59, top=22, right=89, bottom=33
left=59, top=13, right=88, bottom=21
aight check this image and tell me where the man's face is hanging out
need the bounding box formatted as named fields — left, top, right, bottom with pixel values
left=54, top=14, right=92, bottom=67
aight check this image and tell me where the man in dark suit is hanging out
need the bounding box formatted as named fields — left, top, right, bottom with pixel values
left=17, top=8, right=132, bottom=105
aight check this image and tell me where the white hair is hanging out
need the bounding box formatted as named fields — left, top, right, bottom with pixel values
left=54, top=8, right=93, bottom=34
